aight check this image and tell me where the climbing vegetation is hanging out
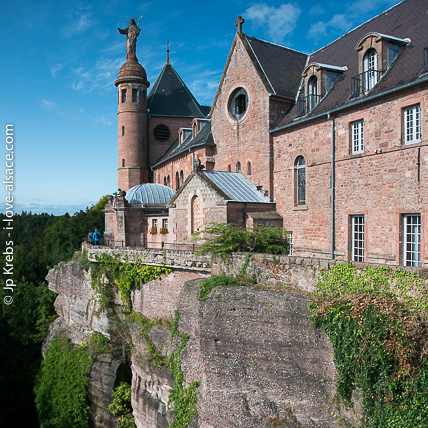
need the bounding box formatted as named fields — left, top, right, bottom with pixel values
left=168, top=311, right=201, bottom=427
left=309, top=262, right=428, bottom=427
left=109, top=382, right=136, bottom=428
left=34, top=337, right=92, bottom=428
left=90, top=253, right=172, bottom=309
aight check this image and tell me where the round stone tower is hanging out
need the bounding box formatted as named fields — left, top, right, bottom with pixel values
left=115, top=19, right=150, bottom=191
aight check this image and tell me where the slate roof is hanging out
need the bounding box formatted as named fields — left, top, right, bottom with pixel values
left=147, top=63, right=207, bottom=118
left=126, top=183, right=175, bottom=206
left=274, top=0, right=428, bottom=130
left=153, top=120, right=214, bottom=167
left=244, top=35, right=308, bottom=99
left=201, top=170, right=271, bottom=203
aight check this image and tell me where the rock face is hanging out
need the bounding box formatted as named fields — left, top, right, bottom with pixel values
left=45, top=257, right=360, bottom=428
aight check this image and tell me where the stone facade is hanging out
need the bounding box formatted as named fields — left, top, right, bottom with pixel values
left=109, top=0, right=428, bottom=268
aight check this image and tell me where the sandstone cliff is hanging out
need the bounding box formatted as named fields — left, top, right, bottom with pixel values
left=44, top=255, right=360, bottom=427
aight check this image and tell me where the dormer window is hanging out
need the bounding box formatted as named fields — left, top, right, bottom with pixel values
left=363, top=49, right=378, bottom=93
left=353, top=32, right=410, bottom=97
left=178, top=128, right=192, bottom=145
left=297, top=63, right=346, bottom=117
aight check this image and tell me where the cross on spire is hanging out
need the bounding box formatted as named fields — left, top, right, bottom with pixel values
left=235, top=16, right=245, bottom=35
left=167, top=37, right=170, bottom=63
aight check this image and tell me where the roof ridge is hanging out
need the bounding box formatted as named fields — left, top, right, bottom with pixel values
left=245, top=34, right=307, bottom=55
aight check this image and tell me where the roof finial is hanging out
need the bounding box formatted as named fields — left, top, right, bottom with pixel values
left=235, top=16, right=245, bottom=36
left=167, top=37, right=170, bottom=64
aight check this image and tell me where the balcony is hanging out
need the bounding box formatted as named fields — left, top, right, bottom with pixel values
left=351, top=70, right=383, bottom=97
left=295, top=94, right=321, bottom=117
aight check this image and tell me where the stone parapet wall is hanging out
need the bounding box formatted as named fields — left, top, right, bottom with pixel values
left=85, top=244, right=212, bottom=272
left=213, top=252, right=428, bottom=293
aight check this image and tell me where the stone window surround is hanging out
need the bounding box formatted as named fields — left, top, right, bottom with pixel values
left=293, top=154, right=307, bottom=209
left=355, top=32, right=410, bottom=82
left=350, top=214, right=365, bottom=262
left=350, top=119, right=365, bottom=155
left=403, top=104, right=421, bottom=145
left=225, top=84, right=251, bottom=124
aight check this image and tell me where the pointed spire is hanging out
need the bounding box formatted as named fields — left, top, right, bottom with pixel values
left=167, top=37, right=170, bottom=64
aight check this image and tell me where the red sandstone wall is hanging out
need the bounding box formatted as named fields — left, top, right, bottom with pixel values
left=273, top=87, right=428, bottom=265
left=148, top=116, right=193, bottom=166
left=211, top=36, right=272, bottom=192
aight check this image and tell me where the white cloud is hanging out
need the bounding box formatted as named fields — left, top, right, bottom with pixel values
left=63, top=12, right=98, bottom=38
left=50, top=63, right=63, bottom=78
left=245, top=3, right=301, bottom=44
left=41, top=99, right=82, bottom=121
left=308, top=13, right=353, bottom=43
left=307, top=0, right=398, bottom=45
left=70, top=57, right=124, bottom=92
left=309, top=5, right=325, bottom=16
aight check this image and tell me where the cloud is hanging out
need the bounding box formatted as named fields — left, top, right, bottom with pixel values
left=70, top=57, right=124, bottom=92
left=41, top=99, right=82, bottom=121
left=307, top=0, right=398, bottom=45
left=50, top=63, right=63, bottom=78
left=63, top=12, right=98, bottom=38
left=308, top=13, right=353, bottom=42
left=309, top=5, right=325, bottom=16
left=245, top=3, right=301, bottom=44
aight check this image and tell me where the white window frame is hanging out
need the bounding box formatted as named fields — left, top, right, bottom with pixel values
left=403, top=105, right=421, bottom=144
left=152, top=219, right=158, bottom=228
left=351, top=215, right=365, bottom=262
left=363, top=49, right=378, bottom=93
left=403, top=214, right=421, bottom=267
left=308, top=76, right=318, bottom=112
left=351, top=120, right=364, bottom=154
left=162, top=219, right=168, bottom=229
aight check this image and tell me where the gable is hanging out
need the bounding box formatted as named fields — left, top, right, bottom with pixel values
left=174, top=174, right=225, bottom=206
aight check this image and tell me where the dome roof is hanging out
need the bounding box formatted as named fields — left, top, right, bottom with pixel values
left=126, top=183, right=175, bottom=206
left=115, top=60, right=149, bottom=86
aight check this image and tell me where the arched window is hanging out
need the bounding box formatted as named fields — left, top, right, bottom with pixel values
left=308, top=76, right=318, bottom=111
left=228, top=164, right=232, bottom=172
left=295, top=156, right=306, bottom=206
left=164, top=176, right=167, bottom=186
left=180, top=170, right=184, bottom=185
left=236, top=161, right=241, bottom=172
left=176, top=172, right=180, bottom=190
left=363, top=49, right=378, bottom=93
left=247, top=161, right=252, bottom=175
left=167, top=175, right=170, bottom=188
left=191, top=195, right=200, bottom=234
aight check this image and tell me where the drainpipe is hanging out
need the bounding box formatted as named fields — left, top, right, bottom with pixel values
left=329, top=113, right=335, bottom=260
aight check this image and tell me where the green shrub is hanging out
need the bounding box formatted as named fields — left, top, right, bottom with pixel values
left=197, top=275, right=243, bottom=300
left=192, top=223, right=289, bottom=258
left=34, top=338, right=92, bottom=428
left=109, top=382, right=136, bottom=428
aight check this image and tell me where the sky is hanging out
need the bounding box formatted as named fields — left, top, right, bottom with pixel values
left=0, top=0, right=400, bottom=215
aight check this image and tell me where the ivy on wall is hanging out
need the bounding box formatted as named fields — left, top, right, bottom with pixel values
left=168, top=311, right=201, bottom=427
left=309, top=262, right=428, bottom=427
left=34, top=338, right=92, bottom=428
left=89, top=253, right=172, bottom=309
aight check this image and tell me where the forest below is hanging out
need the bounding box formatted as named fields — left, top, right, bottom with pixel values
left=0, top=197, right=107, bottom=426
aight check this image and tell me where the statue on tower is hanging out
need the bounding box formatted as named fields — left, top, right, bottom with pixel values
left=118, top=17, right=141, bottom=61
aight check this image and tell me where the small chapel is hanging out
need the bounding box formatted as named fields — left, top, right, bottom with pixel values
left=105, top=0, right=428, bottom=267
